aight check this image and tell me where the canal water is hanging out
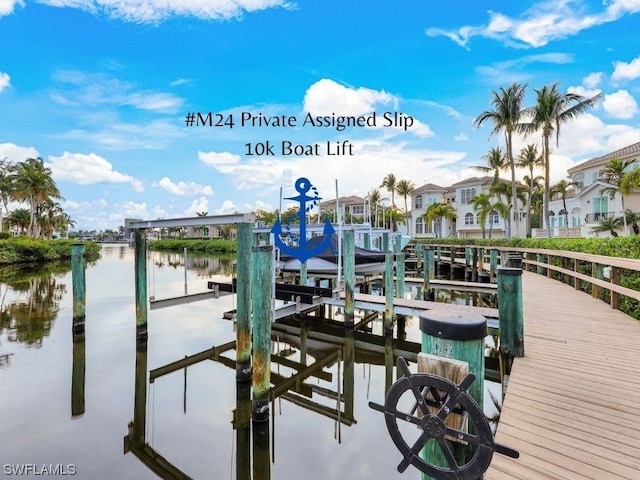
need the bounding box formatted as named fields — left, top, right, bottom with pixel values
left=0, top=245, right=498, bottom=479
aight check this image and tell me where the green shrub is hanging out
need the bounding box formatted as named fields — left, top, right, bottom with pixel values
left=149, top=238, right=237, bottom=253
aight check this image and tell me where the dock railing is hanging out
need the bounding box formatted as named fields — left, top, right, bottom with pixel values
left=420, top=243, right=640, bottom=315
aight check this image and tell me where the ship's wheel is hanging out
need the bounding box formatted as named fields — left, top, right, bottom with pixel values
left=369, top=357, right=518, bottom=480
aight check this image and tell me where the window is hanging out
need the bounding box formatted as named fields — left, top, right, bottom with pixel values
left=476, top=213, right=481, bottom=224
left=460, top=189, right=467, bottom=204
left=415, top=217, right=424, bottom=234
left=464, top=213, right=474, bottom=225
left=573, top=173, right=584, bottom=187
left=592, top=171, right=599, bottom=183
left=593, top=196, right=608, bottom=214
left=351, top=205, right=364, bottom=215
left=460, top=188, right=475, bottom=204
left=414, top=195, right=423, bottom=209
left=572, top=207, right=581, bottom=227
left=490, top=211, right=499, bottom=224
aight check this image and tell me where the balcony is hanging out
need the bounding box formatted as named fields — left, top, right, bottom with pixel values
left=584, top=212, right=616, bottom=224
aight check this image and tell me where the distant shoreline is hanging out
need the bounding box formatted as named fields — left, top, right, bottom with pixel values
left=0, top=238, right=100, bottom=265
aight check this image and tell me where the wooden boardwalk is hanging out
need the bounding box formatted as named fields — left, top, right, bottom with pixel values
left=487, top=271, right=640, bottom=479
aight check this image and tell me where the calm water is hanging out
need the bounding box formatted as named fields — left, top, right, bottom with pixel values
left=0, top=245, right=496, bottom=480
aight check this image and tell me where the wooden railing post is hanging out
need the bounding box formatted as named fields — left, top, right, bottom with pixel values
left=610, top=266, right=621, bottom=309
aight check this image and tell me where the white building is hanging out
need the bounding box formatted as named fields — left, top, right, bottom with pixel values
left=541, top=141, right=640, bottom=238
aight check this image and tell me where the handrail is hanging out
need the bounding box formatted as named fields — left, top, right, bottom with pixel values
left=419, top=243, right=640, bottom=314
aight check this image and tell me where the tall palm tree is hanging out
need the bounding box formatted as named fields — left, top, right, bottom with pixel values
left=550, top=179, right=577, bottom=232
left=599, top=157, right=636, bottom=234
left=490, top=180, right=527, bottom=238
left=0, top=159, right=15, bottom=233
left=472, top=147, right=508, bottom=184
left=516, top=144, right=543, bottom=236
left=521, top=82, right=601, bottom=237
left=474, top=83, right=527, bottom=237
left=523, top=174, right=545, bottom=232
left=366, top=189, right=388, bottom=227
left=424, top=203, right=457, bottom=238
left=11, top=157, right=61, bottom=238
left=380, top=173, right=398, bottom=209
left=395, top=179, right=415, bottom=212
left=471, top=193, right=493, bottom=239
left=7, top=208, right=31, bottom=234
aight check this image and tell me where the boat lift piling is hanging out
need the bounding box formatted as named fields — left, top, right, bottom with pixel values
left=343, top=229, right=355, bottom=328
left=236, top=223, right=253, bottom=381
left=134, top=229, right=148, bottom=342
left=71, top=243, right=86, bottom=334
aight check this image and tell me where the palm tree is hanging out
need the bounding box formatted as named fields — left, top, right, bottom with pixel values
left=473, top=147, right=508, bottom=184
left=471, top=193, right=493, bottom=239
left=7, top=208, right=31, bottom=234
left=523, top=174, right=545, bottom=232
left=11, top=157, right=61, bottom=238
left=599, top=157, right=636, bottom=234
left=0, top=159, right=15, bottom=233
left=516, top=144, right=544, bottom=236
left=592, top=216, right=623, bottom=237
left=625, top=209, right=640, bottom=235
left=366, top=189, right=388, bottom=227
left=380, top=173, right=398, bottom=208
left=490, top=181, right=526, bottom=238
left=521, top=82, right=601, bottom=238
left=474, top=83, right=527, bottom=237
left=550, top=179, right=577, bottom=233
left=395, top=179, right=415, bottom=212
left=424, top=203, right=457, bottom=238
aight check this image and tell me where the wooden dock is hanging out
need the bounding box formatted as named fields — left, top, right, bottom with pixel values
left=487, top=271, right=640, bottom=479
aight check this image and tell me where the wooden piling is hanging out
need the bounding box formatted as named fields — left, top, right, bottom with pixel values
left=420, top=310, right=487, bottom=475
left=343, top=330, right=355, bottom=421
left=251, top=245, right=273, bottom=422
left=382, top=232, right=389, bottom=252
left=471, top=247, right=478, bottom=282
left=344, top=230, right=355, bottom=327
left=252, top=417, right=271, bottom=480
left=489, top=248, right=498, bottom=282
left=134, top=229, right=148, bottom=341
left=395, top=235, right=405, bottom=298
left=236, top=223, right=252, bottom=381
left=364, top=232, right=371, bottom=250
left=423, top=247, right=434, bottom=300
left=384, top=252, right=394, bottom=334
left=71, top=332, right=85, bottom=417
left=71, top=243, right=86, bottom=333
left=300, top=262, right=308, bottom=286
left=133, top=341, right=148, bottom=447
left=497, top=267, right=524, bottom=359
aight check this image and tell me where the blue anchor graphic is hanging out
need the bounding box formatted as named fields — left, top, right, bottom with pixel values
left=271, top=177, right=335, bottom=263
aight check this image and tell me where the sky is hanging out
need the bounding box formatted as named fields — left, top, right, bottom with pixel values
left=0, top=0, right=639, bottom=230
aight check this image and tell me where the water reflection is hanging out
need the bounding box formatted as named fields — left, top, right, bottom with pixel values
left=0, top=263, right=70, bottom=347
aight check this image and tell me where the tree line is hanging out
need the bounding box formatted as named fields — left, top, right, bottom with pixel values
left=0, top=157, right=74, bottom=238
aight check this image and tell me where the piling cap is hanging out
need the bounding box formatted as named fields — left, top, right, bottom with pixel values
left=420, top=310, right=487, bottom=341
left=496, top=267, right=523, bottom=276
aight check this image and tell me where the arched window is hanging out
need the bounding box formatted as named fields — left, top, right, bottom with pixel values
left=415, top=217, right=424, bottom=234
left=415, top=195, right=423, bottom=209
left=490, top=211, right=499, bottom=224
left=464, top=212, right=474, bottom=225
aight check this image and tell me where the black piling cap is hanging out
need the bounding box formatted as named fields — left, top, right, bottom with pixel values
left=496, top=267, right=523, bottom=276
left=420, top=310, right=487, bottom=341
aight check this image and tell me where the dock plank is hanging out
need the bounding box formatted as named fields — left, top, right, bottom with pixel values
left=487, top=271, right=640, bottom=480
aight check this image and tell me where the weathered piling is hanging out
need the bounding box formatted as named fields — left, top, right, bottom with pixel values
left=364, top=232, right=371, bottom=250
left=394, top=235, right=405, bottom=298
left=497, top=267, right=524, bottom=359
left=344, top=229, right=355, bottom=327
left=300, top=261, right=308, bottom=286
left=132, top=341, right=148, bottom=447
left=236, top=222, right=252, bottom=381
left=134, top=229, right=148, bottom=341
left=252, top=417, right=271, bottom=480
left=71, top=243, right=86, bottom=333
left=420, top=310, right=487, bottom=475
left=382, top=232, right=389, bottom=252
left=251, top=245, right=273, bottom=422
left=471, top=247, right=479, bottom=282
left=490, top=248, right=498, bottom=282
left=384, top=252, right=394, bottom=334
left=343, top=329, right=355, bottom=421
left=71, top=332, right=85, bottom=417
left=423, top=247, right=434, bottom=300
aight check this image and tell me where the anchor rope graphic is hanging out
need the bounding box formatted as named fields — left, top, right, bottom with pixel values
left=271, top=177, right=335, bottom=263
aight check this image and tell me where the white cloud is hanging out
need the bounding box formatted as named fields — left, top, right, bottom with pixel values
left=154, top=176, right=214, bottom=196
left=185, top=197, right=209, bottom=216
left=0, top=0, right=23, bottom=17
left=603, top=90, right=638, bottom=119
left=568, top=85, right=601, bottom=98
left=427, top=0, right=640, bottom=48
left=37, top=0, right=295, bottom=22
left=303, top=79, right=433, bottom=138
left=583, top=72, right=603, bottom=89
left=454, top=133, right=469, bottom=142
left=215, top=200, right=238, bottom=215
left=612, top=56, right=640, bottom=82
left=0, top=72, right=10, bottom=92
left=475, top=52, right=573, bottom=83
left=198, top=150, right=241, bottom=166
left=0, top=142, right=39, bottom=163
left=119, top=200, right=148, bottom=219
left=52, top=69, right=184, bottom=113
left=170, top=78, right=192, bottom=87
left=47, top=151, right=144, bottom=192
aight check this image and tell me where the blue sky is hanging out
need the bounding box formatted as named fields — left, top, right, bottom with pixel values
left=0, top=0, right=639, bottom=230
